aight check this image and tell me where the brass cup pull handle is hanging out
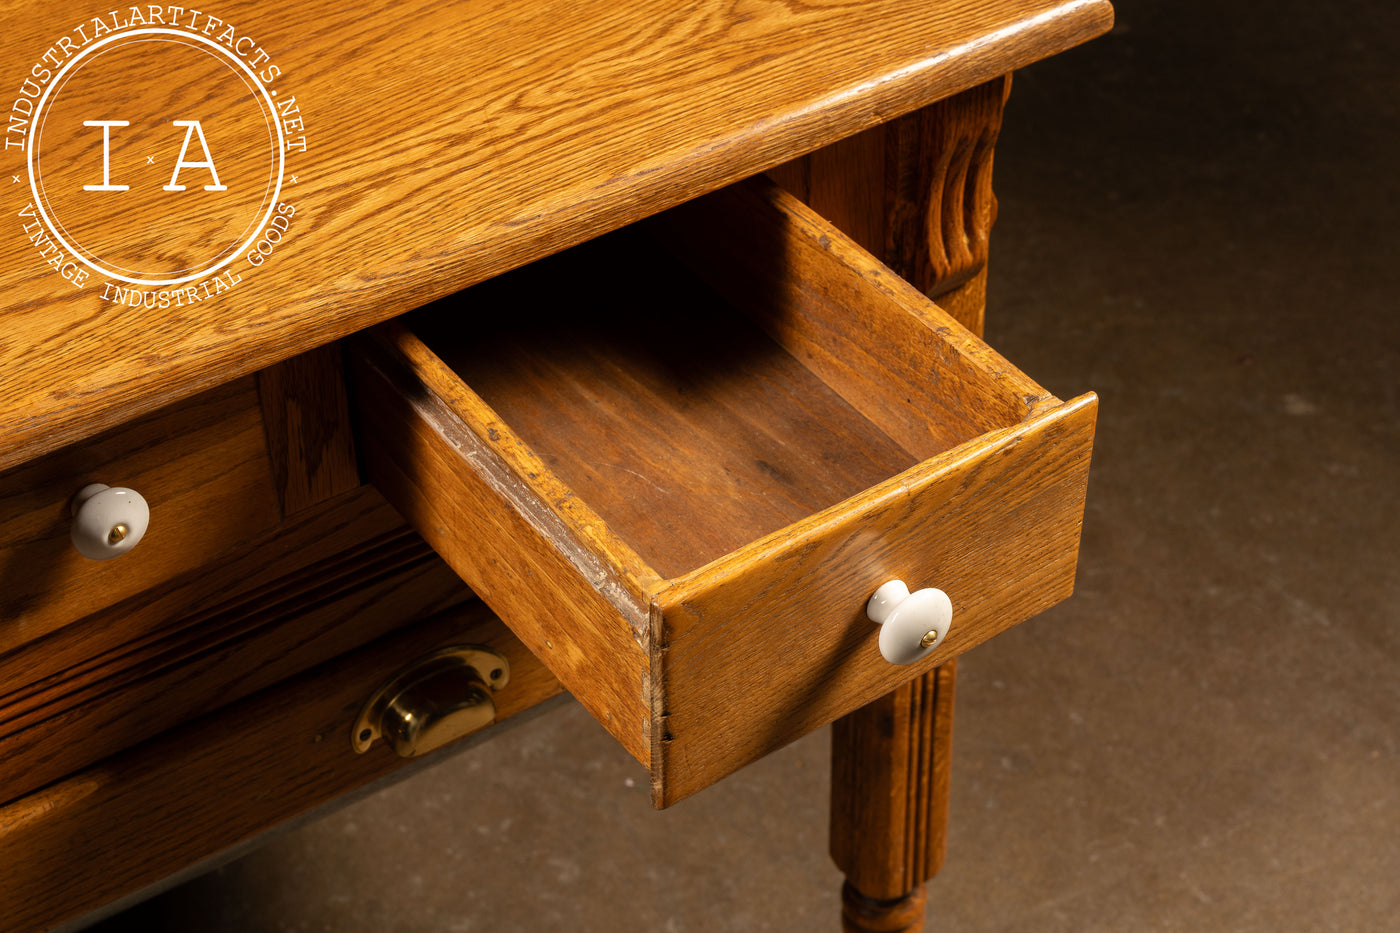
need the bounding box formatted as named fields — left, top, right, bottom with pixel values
left=352, top=646, right=510, bottom=758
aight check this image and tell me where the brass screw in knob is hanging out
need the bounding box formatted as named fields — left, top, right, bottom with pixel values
left=866, top=579, right=954, bottom=665
left=70, top=484, right=150, bottom=561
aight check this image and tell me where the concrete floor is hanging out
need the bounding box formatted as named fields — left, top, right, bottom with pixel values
left=91, top=0, right=1399, bottom=930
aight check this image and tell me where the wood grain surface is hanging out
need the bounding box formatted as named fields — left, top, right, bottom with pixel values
left=0, top=0, right=1112, bottom=472
left=256, top=342, right=362, bottom=516
left=831, top=663, right=958, bottom=901
left=350, top=327, right=656, bottom=766
left=652, top=393, right=1096, bottom=804
left=408, top=232, right=917, bottom=579
left=770, top=76, right=1013, bottom=334
left=784, top=99, right=1013, bottom=929
left=0, top=600, right=562, bottom=933
left=0, top=378, right=280, bottom=649
left=650, top=177, right=1052, bottom=460
left=0, top=487, right=410, bottom=701
left=0, top=489, right=468, bottom=807
left=351, top=174, right=1097, bottom=805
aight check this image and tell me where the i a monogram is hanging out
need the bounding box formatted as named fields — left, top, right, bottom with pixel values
left=81, top=119, right=226, bottom=192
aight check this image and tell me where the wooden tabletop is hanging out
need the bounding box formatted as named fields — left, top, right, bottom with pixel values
left=0, top=0, right=1111, bottom=471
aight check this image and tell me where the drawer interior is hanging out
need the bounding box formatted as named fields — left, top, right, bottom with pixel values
left=354, top=177, right=1093, bottom=804
left=406, top=212, right=1030, bottom=581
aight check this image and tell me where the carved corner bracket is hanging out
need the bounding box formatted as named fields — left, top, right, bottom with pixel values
left=768, top=74, right=1012, bottom=336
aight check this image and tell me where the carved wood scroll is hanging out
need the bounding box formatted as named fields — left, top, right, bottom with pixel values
left=769, top=74, right=1011, bottom=334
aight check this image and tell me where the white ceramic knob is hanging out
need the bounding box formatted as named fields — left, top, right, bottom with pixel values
left=866, top=580, right=953, bottom=665
left=70, top=483, right=149, bottom=561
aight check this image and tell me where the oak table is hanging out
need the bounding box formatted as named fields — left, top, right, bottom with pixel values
left=0, top=1, right=1111, bottom=929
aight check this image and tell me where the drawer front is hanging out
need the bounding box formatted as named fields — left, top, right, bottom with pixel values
left=0, top=360, right=476, bottom=807
left=0, top=377, right=281, bottom=649
left=651, top=400, right=1095, bottom=802
left=0, top=488, right=470, bottom=807
left=0, top=601, right=563, bottom=933
left=351, top=177, right=1096, bottom=806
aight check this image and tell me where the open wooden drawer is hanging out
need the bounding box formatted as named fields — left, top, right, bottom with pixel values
left=348, top=177, right=1096, bottom=807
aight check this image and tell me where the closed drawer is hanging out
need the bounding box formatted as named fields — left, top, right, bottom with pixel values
left=0, top=487, right=470, bottom=807
left=349, top=177, right=1097, bottom=806
left=0, top=369, right=471, bottom=807
left=0, top=377, right=281, bottom=647
left=0, top=599, right=563, bottom=933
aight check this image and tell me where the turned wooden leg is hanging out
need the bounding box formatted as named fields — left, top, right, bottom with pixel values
left=770, top=75, right=1010, bottom=931
left=832, top=662, right=956, bottom=932
left=841, top=884, right=930, bottom=933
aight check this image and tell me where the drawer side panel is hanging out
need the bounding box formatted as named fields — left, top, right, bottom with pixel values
left=350, top=337, right=653, bottom=766
left=651, top=178, right=1054, bottom=460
